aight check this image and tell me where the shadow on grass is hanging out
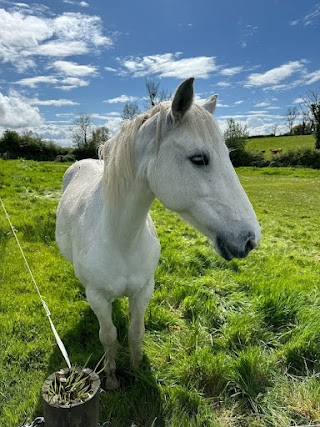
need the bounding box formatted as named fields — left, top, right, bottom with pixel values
left=33, top=299, right=165, bottom=427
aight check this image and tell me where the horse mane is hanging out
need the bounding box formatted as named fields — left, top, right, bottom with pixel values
left=99, top=102, right=169, bottom=202
left=99, top=101, right=220, bottom=203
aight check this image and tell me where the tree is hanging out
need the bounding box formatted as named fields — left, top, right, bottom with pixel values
left=224, top=118, right=249, bottom=151
left=286, top=106, right=298, bottom=135
left=224, top=119, right=250, bottom=166
left=72, top=113, right=93, bottom=148
left=271, top=123, right=279, bottom=137
left=302, top=89, right=320, bottom=149
left=72, top=115, right=110, bottom=159
left=92, top=126, right=110, bottom=145
left=145, top=78, right=171, bottom=109
left=0, top=130, right=21, bottom=154
left=122, top=102, right=140, bottom=120
left=121, top=79, right=171, bottom=120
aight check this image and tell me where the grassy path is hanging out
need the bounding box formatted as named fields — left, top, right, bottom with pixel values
left=0, top=160, right=320, bottom=426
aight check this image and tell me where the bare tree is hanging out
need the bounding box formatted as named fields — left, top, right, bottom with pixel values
left=286, top=106, right=298, bottom=135
left=72, top=113, right=93, bottom=148
left=271, top=123, right=278, bottom=136
left=145, top=79, right=171, bottom=109
left=122, top=102, right=140, bottom=120
left=302, top=88, right=320, bottom=149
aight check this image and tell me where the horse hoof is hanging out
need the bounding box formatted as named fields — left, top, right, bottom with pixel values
left=105, top=374, right=120, bottom=390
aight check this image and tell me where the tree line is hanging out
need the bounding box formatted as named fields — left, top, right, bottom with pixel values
left=1, top=80, right=319, bottom=164
left=0, top=119, right=110, bottom=162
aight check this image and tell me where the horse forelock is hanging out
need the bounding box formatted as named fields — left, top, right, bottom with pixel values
left=100, top=101, right=220, bottom=202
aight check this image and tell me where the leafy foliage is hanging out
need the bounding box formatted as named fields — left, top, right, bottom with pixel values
left=0, top=130, right=70, bottom=161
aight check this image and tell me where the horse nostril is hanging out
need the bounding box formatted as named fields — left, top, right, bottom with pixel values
left=245, top=237, right=257, bottom=254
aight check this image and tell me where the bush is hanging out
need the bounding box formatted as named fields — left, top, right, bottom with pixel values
left=270, top=148, right=320, bottom=169
left=230, top=149, right=269, bottom=167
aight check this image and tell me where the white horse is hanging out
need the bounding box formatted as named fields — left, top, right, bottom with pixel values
left=56, top=78, right=261, bottom=389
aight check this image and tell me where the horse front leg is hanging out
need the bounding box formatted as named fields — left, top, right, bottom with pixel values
left=86, top=288, right=119, bottom=390
left=128, top=279, right=154, bottom=369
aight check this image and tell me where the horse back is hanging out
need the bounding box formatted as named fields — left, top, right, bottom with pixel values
left=62, top=159, right=103, bottom=192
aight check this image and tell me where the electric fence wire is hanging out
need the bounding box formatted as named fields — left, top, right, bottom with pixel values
left=0, top=196, right=72, bottom=369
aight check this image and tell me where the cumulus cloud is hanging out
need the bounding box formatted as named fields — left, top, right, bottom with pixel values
left=0, top=91, right=42, bottom=128
left=118, top=53, right=218, bottom=79
left=246, top=61, right=306, bottom=87
left=0, top=8, right=112, bottom=71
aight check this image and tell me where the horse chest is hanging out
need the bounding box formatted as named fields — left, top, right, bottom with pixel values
left=74, top=235, right=160, bottom=298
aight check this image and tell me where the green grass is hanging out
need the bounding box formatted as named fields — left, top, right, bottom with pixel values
left=1, top=159, right=320, bottom=426
left=246, top=135, right=315, bottom=159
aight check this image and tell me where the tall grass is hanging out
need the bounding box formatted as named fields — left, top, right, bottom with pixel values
left=1, top=160, right=320, bottom=426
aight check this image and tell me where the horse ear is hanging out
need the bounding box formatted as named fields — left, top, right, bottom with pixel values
left=203, top=94, right=218, bottom=114
left=171, top=77, right=194, bottom=121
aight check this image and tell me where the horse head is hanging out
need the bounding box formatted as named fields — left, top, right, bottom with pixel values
left=147, top=78, right=261, bottom=260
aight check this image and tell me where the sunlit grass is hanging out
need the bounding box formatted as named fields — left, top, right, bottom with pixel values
left=246, top=134, right=314, bottom=159
left=1, top=159, right=320, bottom=426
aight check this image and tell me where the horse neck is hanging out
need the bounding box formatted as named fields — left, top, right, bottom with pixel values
left=104, top=179, right=155, bottom=249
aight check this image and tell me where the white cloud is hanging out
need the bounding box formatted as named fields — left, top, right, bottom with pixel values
left=293, top=97, right=305, bottom=104
left=14, top=75, right=59, bottom=87
left=239, top=24, right=258, bottom=49
left=30, top=40, right=89, bottom=57
left=0, top=91, right=42, bottom=128
left=58, top=77, right=90, bottom=90
left=63, top=0, right=89, bottom=7
left=52, top=60, right=98, bottom=77
left=0, top=9, right=113, bottom=71
left=254, top=102, right=270, bottom=107
left=118, top=53, right=217, bottom=79
left=216, top=81, right=231, bottom=87
left=29, top=98, right=79, bottom=106
left=103, top=95, right=139, bottom=104
left=220, top=66, right=244, bottom=76
left=304, top=3, right=320, bottom=25
left=104, top=66, right=117, bottom=73
left=234, top=100, right=244, bottom=105
left=305, top=69, right=320, bottom=85
left=246, top=61, right=306, bottom=87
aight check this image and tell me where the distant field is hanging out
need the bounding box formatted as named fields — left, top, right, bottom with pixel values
left=246, top=134, right=314, bottom=159
left=1, top=160, right=320, bottom=426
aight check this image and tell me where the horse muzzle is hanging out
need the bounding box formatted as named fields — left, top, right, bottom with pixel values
left=216, top=231, right=259, bottom=261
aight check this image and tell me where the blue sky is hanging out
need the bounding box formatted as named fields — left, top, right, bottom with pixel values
left=0, top=0, right=320, bottom=146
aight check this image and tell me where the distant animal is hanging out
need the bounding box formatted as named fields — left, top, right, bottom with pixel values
left=56, top=78, right=261, bottom=390
left=270, top=148, right=282, bottom=155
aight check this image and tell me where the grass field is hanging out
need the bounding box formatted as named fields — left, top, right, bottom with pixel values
left=1, top=159, right=320, bottom=427
left=246, top=135, right=314, bottom=159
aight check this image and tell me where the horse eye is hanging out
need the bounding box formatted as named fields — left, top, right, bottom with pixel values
left=189, top=153, right=210, bottom=166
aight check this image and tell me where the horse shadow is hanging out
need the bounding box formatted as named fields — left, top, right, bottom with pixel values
left=33, top=298, right=165, bottom=427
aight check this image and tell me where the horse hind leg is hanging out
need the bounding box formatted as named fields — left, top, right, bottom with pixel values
left=86, top=288, right=120, bottom=390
